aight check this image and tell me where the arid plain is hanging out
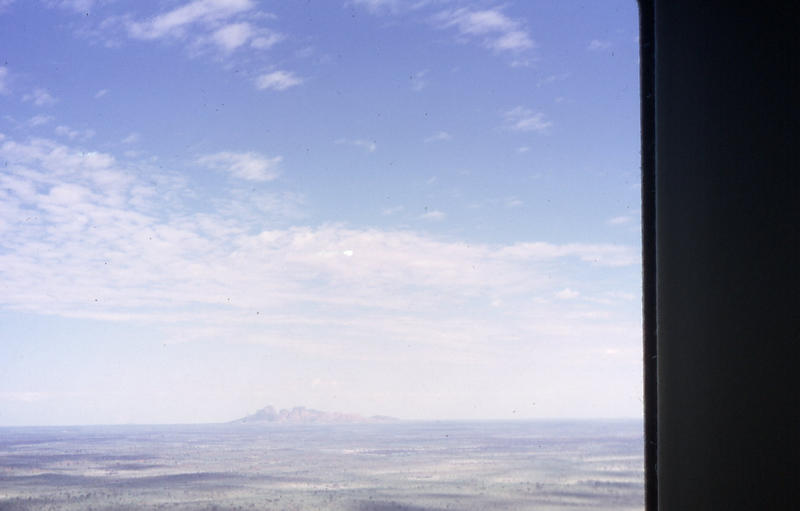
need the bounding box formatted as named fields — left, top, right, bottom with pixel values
left=0, top=420, right=642, bottom=510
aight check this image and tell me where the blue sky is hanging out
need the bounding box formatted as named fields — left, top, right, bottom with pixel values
left=0, top=0, right=641, bottom=425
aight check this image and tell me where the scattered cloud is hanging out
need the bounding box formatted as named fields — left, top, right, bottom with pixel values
left=492, top=29, right=534, bottom=52
left=410, top=69, right=428, bottom=91
left=54, top=125, right=95, bottom=141
left=347, top=0, right=401, bottom=15
left=250, top=30, right=283, bottom=50
left=0, top=66, right=9, bottom=94
left=0, top=391, right=49, bottom=403
left=605, top=291, right=636, bottom=301
left=22, top=87, right=57, bottom=106
left=311, top=377, right=340, bottom=389
left=211, top=21, right=282, bottom=52
left=0, top=134, right=640, bottom=413
left=121, top=132, right=140, bottom=144
left=121, top=0, right=282, bottom=55
left=434, top=7, right=535, bottom=53
left=336, top=138, right=377, bottom=153
left=516, top=146, right=530, bottom=153
left=503, top=106, right=551, bottom=133
left=221, top=189, right=307, bottom=221
left=537, top=73, right=569, bottom=87
left=556, top=288, right=580, bottom=299
left=198, top=151, right=282, bottom=181
left=94, top=88, right=108, bottom=98
left=350, top=2, right=537, bottom=62
left=588, top=39, right=612, bottom=51
left=424, top=131, right=452, bottom=143
left=28, top=115, right=54, bottom=127
left=419, top=209, right=445, bottom=221
left=127, top=0, right=255, bottom=40
left=608, top=215, right=632, bottom=225
left=45, top=0, right=103, bottom=13
left=381, top=205, right=403, bottom=216
left=469, top=196, right=524, bottom=210
left=211, top=21, right=253, bottom=51
left=255, top=70, right=303, bottom=91
left=510, top=57, right=536, bottom=68
left=496, top=242, right=637, bottom=267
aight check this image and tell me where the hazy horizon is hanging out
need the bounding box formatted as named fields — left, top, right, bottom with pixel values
left=2, top=405, right=645, bottom=428
left=0, top=0, right=640, bottom=426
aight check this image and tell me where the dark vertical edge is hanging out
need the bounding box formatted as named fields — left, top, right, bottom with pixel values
left=637, top=1, right=657, bottom=510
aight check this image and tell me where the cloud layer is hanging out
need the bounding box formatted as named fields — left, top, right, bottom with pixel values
left=0, top=135, right=638, bottom=361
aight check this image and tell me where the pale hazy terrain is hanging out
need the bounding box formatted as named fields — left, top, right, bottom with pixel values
left=0, top=420, right=643, bottom=510
left=231, top=405, right=397, bottom=425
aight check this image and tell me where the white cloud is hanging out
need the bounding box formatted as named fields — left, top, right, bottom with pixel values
left=94, top=88, right=108, bottom=98
left=470, top=196, right=524, bottom=211
left=28, top=115, right=54, bottom=127
left=424, top=131, right=452, bottom=143
left=80, top=1, right=282, bottom=63
left=496, top=242, right=637, bottom=267
left=605, top=291, right=636, bottom=301
left=121, top=132, right=140, bottom=144
left=556, top=288, right=580, bottom=299
left=504, top=106, right=552, bottom=133
left=212, top=21, right=282, bottom=52
left=46, top=0, right=102, bottom=12
left=311, top=377, right=340, bottom=388
left=0, top=66, right=9, bottom=94
left=255, top=70, right=303, bottom=91
left=419, top=209, right=445, bottom=221
left=537, top=73, right=570, bottom=87
left=211, top=21, right=252, bottom=51
left=381, top=205, right=403, bottom=216
left=491, top=29, right=532, bottom=52
left=410, top=69, right=427, bottom=91
left=55, top=125, right=95, bottom=141
left=0, top=135, right=640, bottom=413
left=336, top=138, right=377, bottom=153
left=22, top=87, right=57, bottom=106
left=608, top=215, right=632, bottom=225
left=127, top=0, right=255, bottom=40
left=435, top=7, right=535, bottom=53
left=0, top=391, right=49, bottom=403
left=250, top=30, right=283, bottom=50
left=221, top=189, right=306, bottom=220
left=588, top=39, right=612, bottom=51
left=347, top=0, right=401, bottom=14
left=516, top=146, right=530, bottom=153
left=198, top=151, right=281, bottom=181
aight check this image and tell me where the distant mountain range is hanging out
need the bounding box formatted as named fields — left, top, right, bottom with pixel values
left=230, top=405, right=398, bottom=425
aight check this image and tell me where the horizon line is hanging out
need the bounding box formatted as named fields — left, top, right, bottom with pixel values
left=0, top=416, right=645, bottom=428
